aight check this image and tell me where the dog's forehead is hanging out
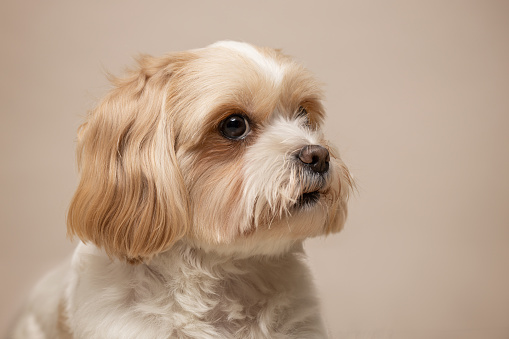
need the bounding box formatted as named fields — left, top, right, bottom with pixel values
left=208, top=41, right=285, bottom=85
left=171, top=42, right=324, bottom=145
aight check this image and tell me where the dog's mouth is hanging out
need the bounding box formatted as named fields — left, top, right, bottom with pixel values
left=295, top=191, right=320, bottom=208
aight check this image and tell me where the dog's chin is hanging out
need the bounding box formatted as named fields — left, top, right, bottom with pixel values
left=212, top=197, right=338, bottom=257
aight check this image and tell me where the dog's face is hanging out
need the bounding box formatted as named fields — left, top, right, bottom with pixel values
left=67, top=41, right=353, bottom=261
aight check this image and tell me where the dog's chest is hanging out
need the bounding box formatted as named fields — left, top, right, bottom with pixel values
left=131, top=249, right=315, bottom=338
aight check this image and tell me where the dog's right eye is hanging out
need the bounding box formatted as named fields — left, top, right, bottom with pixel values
left=219, top=114, right=251, bottom=140
left=297, top=106, right=311, bottom=126
left=297, top=106, right=308, bottom=117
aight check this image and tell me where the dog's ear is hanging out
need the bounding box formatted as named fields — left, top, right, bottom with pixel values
left=67, top=54, right=192, bottom=262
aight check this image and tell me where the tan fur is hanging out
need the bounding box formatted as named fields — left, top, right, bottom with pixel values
left=67, top=53, right=195, bottom=261
left=67, top=42, right=352, bottom=261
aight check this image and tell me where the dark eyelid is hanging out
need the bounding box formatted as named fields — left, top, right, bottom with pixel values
left=297, top=106, right=308, bottom=117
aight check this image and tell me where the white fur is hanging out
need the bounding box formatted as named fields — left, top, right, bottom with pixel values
left=63, top=242, right=327, bottom=339
left=240, top=115, right=326, bottom=232
left=11, top=242, right=328, bottom=339
left=211, top=41, right=285, bottom=85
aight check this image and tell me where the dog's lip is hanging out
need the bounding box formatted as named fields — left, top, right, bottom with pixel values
left=301, top=190, right=320, bottom=198
left=295, top=190, right=321, bottom=207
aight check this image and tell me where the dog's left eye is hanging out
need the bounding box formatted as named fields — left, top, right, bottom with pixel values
left=219, top=114, right=251, bottom=140
left=297, top=106, right=311, bottom=126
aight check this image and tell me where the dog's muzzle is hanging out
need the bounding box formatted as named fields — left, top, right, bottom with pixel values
left=294, top=145, right=330, bottom=208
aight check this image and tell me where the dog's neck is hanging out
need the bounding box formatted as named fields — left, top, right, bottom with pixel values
left=142, top=240, right=320, bottom=335
left=145, top=239, right=309, bottom=288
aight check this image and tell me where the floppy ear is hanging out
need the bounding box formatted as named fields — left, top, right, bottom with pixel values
left=67, top=54, right=191, bottom=262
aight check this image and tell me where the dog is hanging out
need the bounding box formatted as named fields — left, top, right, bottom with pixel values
left=11, top=41, right=353, bottom=339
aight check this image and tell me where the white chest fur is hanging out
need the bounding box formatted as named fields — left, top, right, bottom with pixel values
left=65, top=242, right=327, bottom=339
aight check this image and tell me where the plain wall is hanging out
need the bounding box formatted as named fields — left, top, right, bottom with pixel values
left=1, top=1, right=508, bottom=338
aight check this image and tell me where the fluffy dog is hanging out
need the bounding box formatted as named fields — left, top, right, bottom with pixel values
left=11, top=41, right=353, bottom=339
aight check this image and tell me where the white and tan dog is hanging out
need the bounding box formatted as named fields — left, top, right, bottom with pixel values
left=11, top=41, right=353, bottom=339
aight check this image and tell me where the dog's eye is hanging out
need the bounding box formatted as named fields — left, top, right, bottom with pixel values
left=219, top=114, right=250, bottom=140
left=297, top=106, right=311, bottom=126
left=297, top=106, right=308, bottom=117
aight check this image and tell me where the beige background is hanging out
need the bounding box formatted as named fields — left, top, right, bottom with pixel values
left=1, top=1, right=508, bottom=338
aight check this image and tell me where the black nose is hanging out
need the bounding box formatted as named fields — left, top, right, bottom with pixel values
left=298, top=145, right=330, bottom=174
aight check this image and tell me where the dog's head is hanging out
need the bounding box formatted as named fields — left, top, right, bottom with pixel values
left=67, top=41, right=353, bottom=261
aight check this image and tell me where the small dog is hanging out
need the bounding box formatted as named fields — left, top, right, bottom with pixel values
left=11, top=41, right=353, bottom=339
